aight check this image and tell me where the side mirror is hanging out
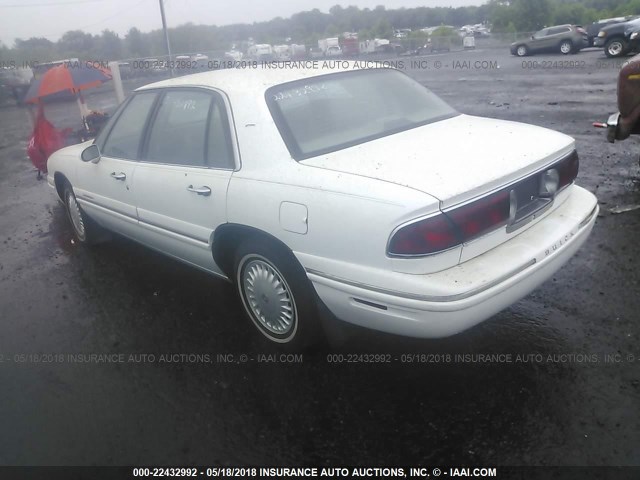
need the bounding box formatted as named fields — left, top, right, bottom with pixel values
left=81, top=144, right=101, bottom=163
left=531, top=35, right=535, bottom=40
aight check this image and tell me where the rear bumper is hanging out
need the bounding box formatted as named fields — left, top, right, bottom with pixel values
left=308, top=185, right=598, bottom=338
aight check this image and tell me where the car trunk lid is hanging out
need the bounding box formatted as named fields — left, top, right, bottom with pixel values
left=302, top=114, right=575, bottom=209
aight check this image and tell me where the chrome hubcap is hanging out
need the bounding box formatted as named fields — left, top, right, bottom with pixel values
left=517, top=47, right=526, bottom=56
left=67, top=192, right=86, bottom=241
left=241, top=257, right=296, bottom=336
left=561, top=43, right=571, bottom=53
left=608, top=42, right=622, bottom=56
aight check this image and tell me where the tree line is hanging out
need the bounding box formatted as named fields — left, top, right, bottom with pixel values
left=1, top=0, right=639, bottom=63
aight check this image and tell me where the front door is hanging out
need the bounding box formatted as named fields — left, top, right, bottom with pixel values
left=75, top=91, right=158, bottom=237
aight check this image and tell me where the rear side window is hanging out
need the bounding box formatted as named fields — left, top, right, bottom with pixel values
left=548, top=27, right=570, bottom=35
left=146, top=90, right=212, bottom=167
left=102, top=92, right=157, bottom=159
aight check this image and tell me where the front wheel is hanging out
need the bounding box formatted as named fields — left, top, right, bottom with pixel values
left=559, top=40, right=573, bottom=55
left=63, top=183, right=104, bottom=244
left=515, top=45, right=529, bottom=57
left=605, top=38, right=627, bottom=58
left=234, top=239, right=320, bottom=347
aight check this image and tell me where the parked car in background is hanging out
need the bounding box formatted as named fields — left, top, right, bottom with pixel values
left=247, top=44, right=275, bottom=62
left=511, top=24, right=588, bottom=56
left=273, top=45, right=292, bottom=61
left=325, top=46, right=343, bottom=57
left=46, top=64, right=598, bottom=347
left=586, top=16, right=634, bottom=47
left=594, top=17, right=640, bottom=58
left=308, top=47, right=324, bottom=59
left=408, top=40, right=433, bottom=55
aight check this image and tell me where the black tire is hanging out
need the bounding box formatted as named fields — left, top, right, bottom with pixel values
left=515, top=45, right=529, bottom=57
left=234, top=238, right=321, bottom=348
left=559, top=40, right=573, bottom=55
left=62, top=182, right=103, bottom=244
left=605, top=38, right=627, bottom=58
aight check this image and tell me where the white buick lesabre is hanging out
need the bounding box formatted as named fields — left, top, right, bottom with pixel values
left=47, top=63, right=598, bottom=346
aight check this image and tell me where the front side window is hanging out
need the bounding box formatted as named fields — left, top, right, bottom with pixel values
left=102, top=92, right=157, bottom=159
left=266, top=68, right=457, bottom=160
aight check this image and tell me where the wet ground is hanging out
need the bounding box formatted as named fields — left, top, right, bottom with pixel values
left=0, top=48, right=639, bottom=467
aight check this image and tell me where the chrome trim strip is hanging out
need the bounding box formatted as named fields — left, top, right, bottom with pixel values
left=306, top=259, right=536, bottom=303
left=76, top=198, right=138, bottom=224
left=113, top=228, right=230, bottom=282
left=137, top=219, right=211, bottom=248
left=136, top=160, right=235, bottom=171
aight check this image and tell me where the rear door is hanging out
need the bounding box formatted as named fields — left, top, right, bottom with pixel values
left=75, top=91, right=158, bottom=237
left=132, top=88, right=237, bottom=275
left=544, top=26, right=571, bottom=51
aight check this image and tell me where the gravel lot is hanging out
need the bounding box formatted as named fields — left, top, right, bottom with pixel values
left=0, top=47, right=638, bottom=467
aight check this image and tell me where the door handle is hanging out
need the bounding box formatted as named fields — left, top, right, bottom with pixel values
left=110, top=172, right=126, bottom=180
left=187, top=185, right=211, bottom=196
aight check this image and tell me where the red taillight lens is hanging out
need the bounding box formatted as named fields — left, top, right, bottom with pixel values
left=388, top=189, right=510, bottom=256
left=446, top=189, right=510, bottom=241
left=388, top=214, right=460, bottom=255
left=557, top=150, right=579, bottom=189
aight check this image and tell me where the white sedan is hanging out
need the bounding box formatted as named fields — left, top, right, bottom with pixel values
left=47, top=63, right=598, bottom=347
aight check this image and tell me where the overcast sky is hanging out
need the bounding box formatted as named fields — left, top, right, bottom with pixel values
left=0, top=0, right=484, bottom=46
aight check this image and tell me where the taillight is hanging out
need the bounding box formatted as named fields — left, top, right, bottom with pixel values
left=557, top=150, right=579, bottom=189
left=388, top=150, right=579, bottom=257
left=446, top=189, right=510, bottom=240
left=388, top=214, right=459, bottom=255
left=388, top=189, right=510, bottom=256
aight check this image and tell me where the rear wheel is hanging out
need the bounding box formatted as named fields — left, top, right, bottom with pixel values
left=605, top=38, right=627, bottom=58
left=516, top=45, right=529, bottom=57
left=234, top=239, right=321, bottom=347
left=559, top=40, right=573, bottom=55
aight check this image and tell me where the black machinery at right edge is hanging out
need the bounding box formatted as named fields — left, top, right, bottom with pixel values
left=596, top=53, right=640, bottom=143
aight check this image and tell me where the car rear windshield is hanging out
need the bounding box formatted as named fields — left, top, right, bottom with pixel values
left=266, top=68, right=457, bottom=160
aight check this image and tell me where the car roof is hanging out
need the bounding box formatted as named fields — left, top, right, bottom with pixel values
left=135, top=61, right=372, bottom=97
left=601, top=17, right=640, bottom=30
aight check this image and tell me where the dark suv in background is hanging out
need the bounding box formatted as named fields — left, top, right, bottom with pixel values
left=510, top=24, right=589, bottom=56
left=595, top=17, right=640, bottom=58
left=586, top=17, right=634, bottom=47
